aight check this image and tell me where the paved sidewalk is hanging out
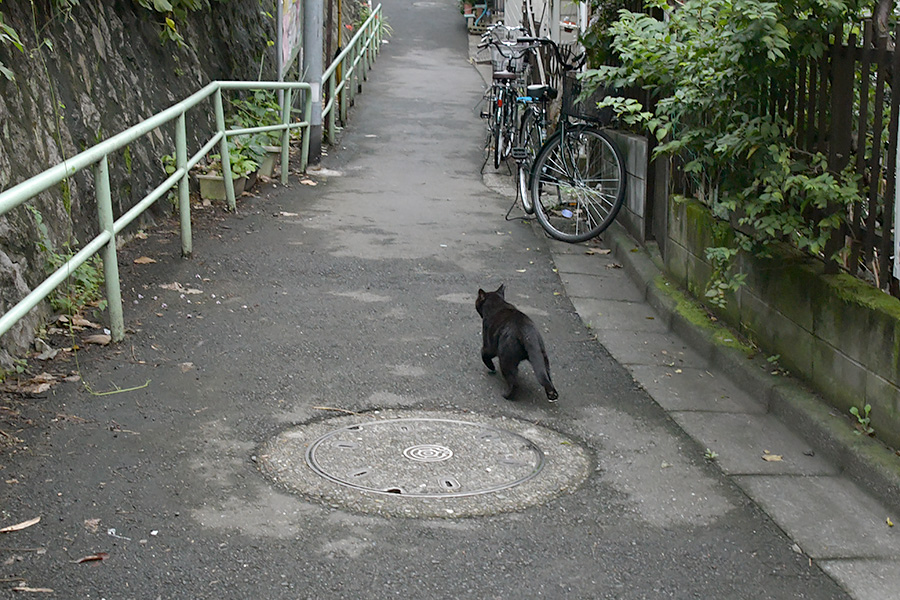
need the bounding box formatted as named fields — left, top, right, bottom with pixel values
left=473, top=30, right=900, bottom=600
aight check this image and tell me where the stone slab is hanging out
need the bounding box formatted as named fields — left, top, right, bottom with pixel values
left=593, top=329, right=709, bottom=368
left=570, top=297, right=669, bottom=333
left=820, top=559, right=900, bottom=600
left=733, top=475, right=900, bottom=559
left=629, top=366, right=765, bottom=414
left=559, top=271, right=645, bottom=303
left=670, top=411, right=838, bottom=475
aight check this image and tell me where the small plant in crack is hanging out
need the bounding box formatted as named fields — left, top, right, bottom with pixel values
left=850, top=404, right=875, bottom=437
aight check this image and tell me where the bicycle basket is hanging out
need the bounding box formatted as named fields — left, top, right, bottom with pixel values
left=561, top=72, right=613, bottom=125
left=491, top=42, right=529, bottom=75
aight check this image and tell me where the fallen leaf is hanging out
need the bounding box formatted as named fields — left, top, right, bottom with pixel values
left=73, top=552, right=109, bottom=564
left=83, top=334, right=111, bottom=346
left=84, top=518, right=101, bottom=534
left=133, top=256, right=157, bottom=265
left=762, top=451, right=783, bottom=462
left=585, top=248, right=611, bottom=255
left=0, top=516, right=40, bottom=533
left=887, top=517, right=894, bottom=527
left=180, top=362, right=195, bottom=373
left=300, top=178, right=317, bottom=186
left=135, top=231, right=149, bottom=240
left=159, top=282, right=203, bottom=294
left=71, top=316, right=101, bottom=329
left=606, top=263, right=623, bottom=269
left=11, top=585, right=54, bottom=593
left=21, top=383, right=52, bottom=394
left=34, top=348, right=58, bottom=361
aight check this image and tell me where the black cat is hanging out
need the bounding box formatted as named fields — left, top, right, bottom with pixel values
left=476, top=284, right=559, bottom=401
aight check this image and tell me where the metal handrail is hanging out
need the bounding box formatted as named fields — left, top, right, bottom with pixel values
left=323, top=4, right=384, bottom=143
left=0, top=80, right=312, bottom=344
left=0, top=4, right=386, bottom=351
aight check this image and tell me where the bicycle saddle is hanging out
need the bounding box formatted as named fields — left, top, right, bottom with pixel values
left=493, top=70, right=518, bottom=81
left=526, top=84, right=558, bottom=101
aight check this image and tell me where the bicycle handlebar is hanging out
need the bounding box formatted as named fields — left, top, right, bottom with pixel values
left=515, top=36, right=585, bottom=71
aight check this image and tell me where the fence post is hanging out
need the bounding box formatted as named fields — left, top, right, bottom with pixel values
left=327, top=74, right=337, bottom=144
left=95, top=156, right=124, bottom=343
left=348, top=55, right=356, bottom=108
left=362, top=31, right=369, bottom=82
left=214, top=88, right=236, bottom=211
left=377, top=8, right=383, bottom=50
left=301, top=89, right=312, bottom=172
left=341, top=58, right=350, bottom=123
left=282, top=88, right=292, bottom=184
left=176, top=112, right=192, bottom=258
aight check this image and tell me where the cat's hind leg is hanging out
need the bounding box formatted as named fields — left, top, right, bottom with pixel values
left=498, top=355, right=521, bottom=400
left=481, top=329, right=497, bottom=372
left=481, top=349, right=497, bottom=372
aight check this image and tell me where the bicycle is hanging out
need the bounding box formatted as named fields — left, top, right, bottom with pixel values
left=478, top=25, right=530, bottom=170
left=512, top=80, right=556, bottom=214
left=518, top=37, right=626, bottom=243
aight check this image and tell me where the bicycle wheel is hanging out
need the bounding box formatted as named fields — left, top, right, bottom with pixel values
left=516, top=108, right=543, bottom=214
left=530, top=126, right=626, bottom=243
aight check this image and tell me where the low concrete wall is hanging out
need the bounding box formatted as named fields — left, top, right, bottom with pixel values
left=606, top=130, right=648, bottom=244
left=664, top=197, right=900, bottom=450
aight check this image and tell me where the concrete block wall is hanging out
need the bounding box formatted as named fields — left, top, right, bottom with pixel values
left=665, top=197, right=900, bottom=450
left=606, top=130, right=647, bottom=243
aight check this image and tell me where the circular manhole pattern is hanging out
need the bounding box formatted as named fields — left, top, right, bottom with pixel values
left=260, top=409, right=592, bottom=518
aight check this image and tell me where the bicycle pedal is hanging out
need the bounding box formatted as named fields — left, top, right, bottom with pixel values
left=480, top=111, right=491, bottom=119
left=511, top=147, right=528, bottom=161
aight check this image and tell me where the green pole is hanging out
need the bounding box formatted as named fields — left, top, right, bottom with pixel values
left=95, top=156, right=124, bottom=343
left=214, top=89, right=236, bottom=211
left=176, top=112, right=192, bottom=257
left=282, top=88, right=292, bottom=184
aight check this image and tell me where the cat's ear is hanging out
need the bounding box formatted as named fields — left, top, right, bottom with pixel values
left=497, top=283, right=505, bottom=297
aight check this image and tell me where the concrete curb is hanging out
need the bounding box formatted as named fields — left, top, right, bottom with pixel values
left=602, top=223, right=900, bottom=515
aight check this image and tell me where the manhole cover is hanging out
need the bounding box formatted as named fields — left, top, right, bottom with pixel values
left=260, top=409, right=591, bottom=518
left=306, top=417, right=545, bottom=497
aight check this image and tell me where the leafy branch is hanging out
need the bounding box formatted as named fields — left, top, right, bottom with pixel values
left=581, top=0, right=868, bottom=303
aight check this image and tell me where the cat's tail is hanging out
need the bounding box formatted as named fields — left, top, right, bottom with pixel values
left=525, top=333, right=559, bottom=401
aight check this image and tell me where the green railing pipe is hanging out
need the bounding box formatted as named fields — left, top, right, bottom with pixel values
left=0, top=80, right=312, bottom=343
left=322, top=4, right=383, bottom=142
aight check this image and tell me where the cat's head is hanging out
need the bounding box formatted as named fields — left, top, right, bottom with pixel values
left=476, top=284, right=505, bottom=316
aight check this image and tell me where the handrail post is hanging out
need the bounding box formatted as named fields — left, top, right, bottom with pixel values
left=282, top=88, right=292, bottom=184
left=214, top=88, right=236, bottom=211
left=95, top=156, right=124, bottom=343
left=377, top=8, right=384, bottom=50
left=362, top=31, right=369, bottom=82
left=327, top=74, right=336, bottom=144
left=301, top=89, right=312, bottom=172
left=349, top=51, right=357, bottom=106
left=341, top=58, right=350, bottom=123
left=176, top=112, right=192, bottom=257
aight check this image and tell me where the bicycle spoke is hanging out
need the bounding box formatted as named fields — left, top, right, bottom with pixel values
left=532, top=127, right=627, bottom=243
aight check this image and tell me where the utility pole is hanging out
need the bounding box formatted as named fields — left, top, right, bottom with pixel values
left=303, top=0, right=324, bottom=165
